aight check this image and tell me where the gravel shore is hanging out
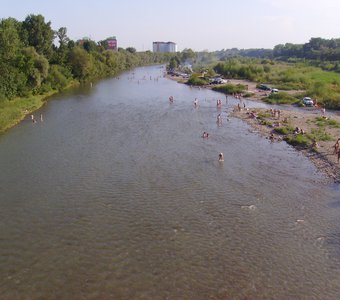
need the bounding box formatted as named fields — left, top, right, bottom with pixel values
left=231, top=107, right=340, bottom=183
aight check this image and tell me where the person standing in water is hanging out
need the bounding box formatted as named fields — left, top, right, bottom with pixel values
left=217, top=113, right=222, bottom=124
left=194, top=98, right=198, bottom=107
left=218, top=152, right=224, bottom=162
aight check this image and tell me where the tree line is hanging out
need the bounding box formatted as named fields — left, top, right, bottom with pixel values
left=200, top=37, right=340, bottom=69
left=0, top=14, right=173, bottom=101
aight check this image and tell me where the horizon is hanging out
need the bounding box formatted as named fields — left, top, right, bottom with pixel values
left=1, top=0, right=340, bottom=52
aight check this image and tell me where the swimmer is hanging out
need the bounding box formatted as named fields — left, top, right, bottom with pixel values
left=218, top=152, right=224, bottom=162
left=169, top=96, right=174, bottom=103
left=202, top=132, right=209, bottom=138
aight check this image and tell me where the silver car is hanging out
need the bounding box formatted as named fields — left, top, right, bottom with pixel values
left=303, top=97, right=314, bottom=106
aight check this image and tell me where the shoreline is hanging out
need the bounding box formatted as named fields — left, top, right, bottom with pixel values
left=231, top=108, right=340, bottom=183
left=0, top=81, right=79, bottom=135
left=167, top=74, right=340, bottom=183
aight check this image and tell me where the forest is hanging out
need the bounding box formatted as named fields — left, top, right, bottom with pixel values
left=0, top=14, right=173, bottom=102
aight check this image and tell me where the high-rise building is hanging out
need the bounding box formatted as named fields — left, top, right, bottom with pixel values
left=153, top=41, right=177, bottom=53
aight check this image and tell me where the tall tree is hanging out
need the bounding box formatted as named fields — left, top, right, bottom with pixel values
left=22, top=14, right=54, bottom=58
left=68, top=47, right=93, bottom=79
left=0, top=18, right=22, bottom=61
left=55, top=27, right=69, bottom=48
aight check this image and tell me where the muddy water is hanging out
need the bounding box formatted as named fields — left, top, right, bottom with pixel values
left=0, top=65, right=339, bottom=299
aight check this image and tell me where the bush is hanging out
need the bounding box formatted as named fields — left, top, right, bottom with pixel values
left=274, top=126, right=295, bottom=135
left=284, top=134, right=310, bottom=147
left=187, top=74, right=209, bottom=86
left=265, top=92, right=300, bottom=105
left=212, top=83, right=246, bottom=94
left=243, top=92, right=255, bottom=98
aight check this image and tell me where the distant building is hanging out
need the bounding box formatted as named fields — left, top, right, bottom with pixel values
left=106, top=36, right=117, bottom=51
left=153, top=41, right=177, bottom=53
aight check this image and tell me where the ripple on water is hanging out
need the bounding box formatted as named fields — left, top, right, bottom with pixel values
left=0, top=65, right=340, bottom=299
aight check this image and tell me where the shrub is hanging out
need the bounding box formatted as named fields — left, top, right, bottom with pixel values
left=212, top=83, right=246, bottom=94
left=187, top=74, right=209, bottom=86
left=265, top=92, right=300, bottom=105
left=274, top=126, right=295, bottom=135
left=243, top=92, right=255, bottom=98
left=284, top=134, right=310, bottom=147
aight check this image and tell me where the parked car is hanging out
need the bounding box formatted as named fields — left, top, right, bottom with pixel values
left=303, top=97, right=314, bottom=106
left=258, top=84, right=271, bottom=91
left=210, top=77, right=224, bottom=84
left=271, top=88, right=279, bottom=93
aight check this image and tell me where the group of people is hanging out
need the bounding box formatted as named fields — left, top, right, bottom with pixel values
left=31, top=113, right=43, bottom=123
left=202, top=131, right=209, bottom=138
left=270, top=108, right=281, bottom=119
left=294, top=127, right=305, bottom=135
left=168, top=95, right=226, bottom=162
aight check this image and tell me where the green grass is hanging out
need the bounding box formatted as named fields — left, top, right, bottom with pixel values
left=0, top=81, right=78, bottom=134
left=284, top=134, right=310, bottom=147
left=186, top=75, right=209, bottom=86
left=274, top=126, right=295, bottom=135
left=257, top=111, right=271, bottom=119
left=212, top=58, right=340, bottom=109
left=314, top=116, right=340, bottom=128
left=212, top=83, right=246, bottom=94
left=0, top=93, right=55, bottom=134
left=243, top=92, right=255, bottom=98
left=308, top=69, right=340, bottom=84
left=264, top=92, right=300, bottom=105
left=307, top=128, right=333, bottom=141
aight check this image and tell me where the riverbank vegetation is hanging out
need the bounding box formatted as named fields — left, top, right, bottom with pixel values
left=0, top=14, right=174, bottom=133
left=169, top=37, right=340, bottom=110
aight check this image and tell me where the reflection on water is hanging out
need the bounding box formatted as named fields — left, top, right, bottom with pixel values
left=0, top=65, right=340, bottom=299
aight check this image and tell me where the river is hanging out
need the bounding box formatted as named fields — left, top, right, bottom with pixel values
left=0, top=65, right=339, bottom=299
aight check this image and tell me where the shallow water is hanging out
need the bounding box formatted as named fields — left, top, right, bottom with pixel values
left=0, top=65, right=340, bottom=299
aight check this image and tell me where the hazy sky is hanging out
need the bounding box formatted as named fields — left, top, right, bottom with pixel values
left=1, top=0, right=340, bottom=51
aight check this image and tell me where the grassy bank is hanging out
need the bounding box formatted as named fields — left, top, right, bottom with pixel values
left=212, top=59, right=340, bottom=109
left=0, top=81, right=79, bottom=134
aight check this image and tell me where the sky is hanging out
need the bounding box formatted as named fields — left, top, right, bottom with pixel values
left=1, top=0, right=340, bottom=52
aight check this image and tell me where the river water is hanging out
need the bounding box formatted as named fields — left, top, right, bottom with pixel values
left=0, top=65, right=340, bottom=299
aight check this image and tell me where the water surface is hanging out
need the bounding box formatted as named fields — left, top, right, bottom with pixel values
left=0, top=65, right=339, bottom=299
